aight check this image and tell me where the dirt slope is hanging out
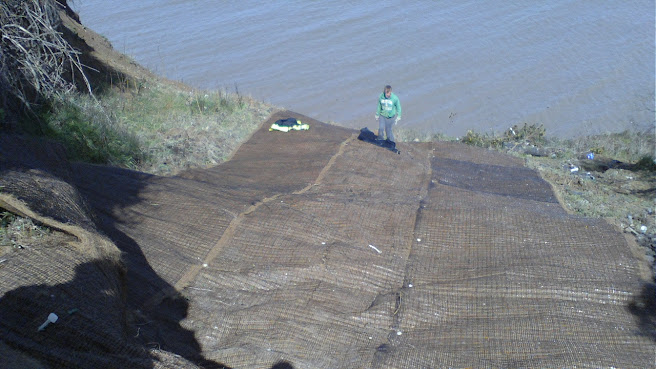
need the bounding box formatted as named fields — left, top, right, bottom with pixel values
left=3, top=111, right=652, bottom=368
left=58, top=2, right=190, bottom=92
left=0, top=3, right=653, bottom=368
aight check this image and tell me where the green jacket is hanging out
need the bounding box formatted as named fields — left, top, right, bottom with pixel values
left=376, top=92, right=402, bottom=119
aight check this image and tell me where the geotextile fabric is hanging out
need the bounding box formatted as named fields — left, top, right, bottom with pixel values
left=0, top=111, right=653, bottom=368
left=0, top=136, right=200, bottom=369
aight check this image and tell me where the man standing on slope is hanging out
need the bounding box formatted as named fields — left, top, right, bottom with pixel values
left=375, top=85, right=402, bottom=142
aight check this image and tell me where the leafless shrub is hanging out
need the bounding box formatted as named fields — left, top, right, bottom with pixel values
left=0, top=0, right=90, bottom=110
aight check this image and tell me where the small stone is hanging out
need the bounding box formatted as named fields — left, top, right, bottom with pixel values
left=396, top=331, right=402, bottom=336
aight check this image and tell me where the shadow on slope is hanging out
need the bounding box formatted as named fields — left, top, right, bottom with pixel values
left=627, top=283, right=656, bottom=342
left=0, top=261, right=214, bottom=368
left=0, top=135, right=230, bottom=368
left=68, top=110, right=354, bottom=368
left=72, top=163, right=234, bottom=369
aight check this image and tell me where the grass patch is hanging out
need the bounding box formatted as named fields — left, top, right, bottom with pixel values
left=42, top=95, right=145, bottom=168
left=106, top=83, right=277, bottom=175
left=460, top=123, right=546, bottom=149
left=36, top=82, right=277, bottom=175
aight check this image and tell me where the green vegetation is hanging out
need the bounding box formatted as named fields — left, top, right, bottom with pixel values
left=450, top=122, right=654, bottom=169
left=635, top=156, right=656, bottom=172
left=33, top=84, right=275, bottom=174
left=2, top=0, right=278, bottom=174
left=0, top=1, right=279, bottom=254
left=460, top=123, right=547, bottom=149
left=100, top=84, right=275, bottom=174
left=39, top=95, right=144, bottom=168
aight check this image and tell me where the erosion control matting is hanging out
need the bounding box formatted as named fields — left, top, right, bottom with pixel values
left=1, top=111, right=654, bottom=368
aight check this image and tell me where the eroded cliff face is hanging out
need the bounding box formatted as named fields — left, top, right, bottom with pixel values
left=57, top=1, right=158, bottom=86
left=58, top=0, right=189, bottom=91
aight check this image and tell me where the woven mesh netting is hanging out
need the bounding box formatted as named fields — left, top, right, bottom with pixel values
left=1, top=111, right=654, bottom=368
left=0, top=136, right=202, bottom=368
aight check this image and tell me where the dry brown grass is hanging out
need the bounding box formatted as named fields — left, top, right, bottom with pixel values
left=62, top=82, right=280, bottom=175
left=0, top=211, right=52, bottom=258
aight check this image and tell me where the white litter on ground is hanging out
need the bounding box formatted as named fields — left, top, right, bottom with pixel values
left=368, top=244, right=382, bottom=254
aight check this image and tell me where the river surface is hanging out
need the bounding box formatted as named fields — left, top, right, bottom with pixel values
left=71, top=0, right=654, bottom=137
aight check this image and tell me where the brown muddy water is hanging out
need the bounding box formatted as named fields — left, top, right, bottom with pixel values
left=72, top=1, right=655, bottom=138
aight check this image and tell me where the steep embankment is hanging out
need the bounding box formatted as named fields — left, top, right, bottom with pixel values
left=2, top=109, right=653, bottom=368
left=58, top=2, right=176, bottom=89
left=0, top=3, right=653, bottom=369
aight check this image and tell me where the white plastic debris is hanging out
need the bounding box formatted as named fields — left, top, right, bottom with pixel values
left=640, top=225, right=648, bottom=233
left=569, top=166, right=579, bottom=173
left=396, top=331, right=402, bottom=336
left=38, top=313, right=58, bottom=331
left=416, top=238, right=421, bottom=242
left=202, top=263, right=208, bottom=267
left=368, top=244, right=382, bottom=254
left=321, top=242, right=326, bottom=245
left=408, top=283, right=413, bottom=288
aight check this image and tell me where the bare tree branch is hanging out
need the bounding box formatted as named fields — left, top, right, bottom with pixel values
left=0, top=0, right=91, bottom=111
